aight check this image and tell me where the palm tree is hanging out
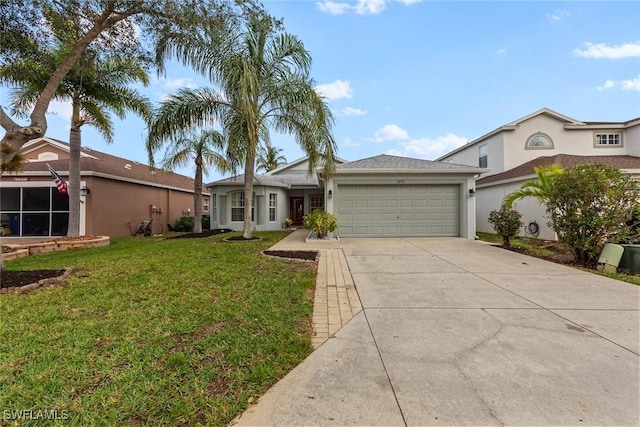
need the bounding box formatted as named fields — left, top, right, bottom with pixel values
left=150, top=129, right=232, bottom=233
left=256, top=142, right=286, bottom=173
left=148, top=12, right=337, bottom=239
left=2, top=40, right=152, bottom=237
left=503, top=164, right=564, bottom=209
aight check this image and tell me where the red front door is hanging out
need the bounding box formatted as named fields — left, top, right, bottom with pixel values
left=290, top=197, right=304, bottom=226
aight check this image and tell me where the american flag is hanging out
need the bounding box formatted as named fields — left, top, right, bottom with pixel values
left=47, top=164, right=68, bottom=195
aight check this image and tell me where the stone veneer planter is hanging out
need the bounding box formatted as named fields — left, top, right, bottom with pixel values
left=1, top=248, right=29, bottom=261
left=1, top=236, right=110, bottom=261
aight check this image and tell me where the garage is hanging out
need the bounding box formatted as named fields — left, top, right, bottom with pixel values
left=337, top=184, right=460, bottom=237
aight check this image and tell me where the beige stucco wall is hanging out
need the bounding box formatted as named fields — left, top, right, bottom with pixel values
left=476, top=181, right=556, bottom=241
left=24, top=145, right=70, bottom=162
left=441, top=114, right=639, bottom=180
left=441, top=132, right=503, bottom=176
left=503, top=114, right=630, bottom=171
left=84, top=176, right=203, bottom=237
left=626, top=124, right=640, bottom=156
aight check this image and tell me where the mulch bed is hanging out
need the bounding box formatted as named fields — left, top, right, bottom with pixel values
left=166, top=229, right=233, bottom=239
left=1, top=269, right=67, bottom=289
left=263, top=250, right=318, bottom=262
left=223, top=236, right=261, bottom=242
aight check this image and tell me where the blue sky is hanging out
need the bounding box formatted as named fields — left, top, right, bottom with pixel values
left=2, top=1, right=639, bottom=182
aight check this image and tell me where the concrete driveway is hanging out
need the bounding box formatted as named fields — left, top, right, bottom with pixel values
left=233, top=238, right=640, bottom=426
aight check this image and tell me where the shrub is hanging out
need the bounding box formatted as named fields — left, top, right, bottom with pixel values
left=201, top=215, right=210, bottom=230
left=488, top=208, right=523, bottom=249
left=283, top=217, right=293, bottom=228
left=172, top=216, right=210, bottom=232
left=546, top=163, right=640, bottom=266
left=302, top=210, right=337, bottom=239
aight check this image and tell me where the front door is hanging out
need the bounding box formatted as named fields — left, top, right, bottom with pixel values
left=289, top=197, right=304, bottom=226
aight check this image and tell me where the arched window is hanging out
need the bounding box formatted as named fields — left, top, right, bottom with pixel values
left=526, top=133, right=554, bottom=149
left=37, top=152, right=59, bottom=161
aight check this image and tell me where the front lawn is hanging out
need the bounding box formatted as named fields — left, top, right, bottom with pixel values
left=476, top=232, right=640, bottom=286
left=0, top=231, right=316, bottom=425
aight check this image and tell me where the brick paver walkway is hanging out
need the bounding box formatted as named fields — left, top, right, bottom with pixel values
left=268, top=229, right=362, bottom=348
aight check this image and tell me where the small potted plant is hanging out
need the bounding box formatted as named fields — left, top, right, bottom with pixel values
left=283, top=218, right=293, bottom=229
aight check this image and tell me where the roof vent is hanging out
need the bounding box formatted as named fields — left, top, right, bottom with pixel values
left=84, top=146, right=92, bottom=151
left=124, top=164, right=132, bottom=170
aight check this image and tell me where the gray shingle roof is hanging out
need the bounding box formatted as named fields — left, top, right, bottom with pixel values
left=477, top=154, right=640, bottom=186
left=336, top=154, right=477, bottom=170
left=210, top=172, right=318, bottom=187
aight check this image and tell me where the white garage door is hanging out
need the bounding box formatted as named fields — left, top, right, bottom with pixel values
left=337, top=185, right=460, bottom=237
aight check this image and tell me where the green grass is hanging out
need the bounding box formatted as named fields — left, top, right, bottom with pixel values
left=476, top=232, right=640, bottom=286
left=0, top=231, right=316, bottom=426
left=476, top=232, right=556, bottom=258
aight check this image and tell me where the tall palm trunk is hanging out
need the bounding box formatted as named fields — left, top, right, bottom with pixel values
left=67, top=98, right=82, bottom=237
left=193, top=154, right=203, bottom=233
left=243, top=143, right=257, bottom=239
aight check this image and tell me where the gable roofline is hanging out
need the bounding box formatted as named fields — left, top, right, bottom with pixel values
left=9, top=137, right=199, bottom=191
left=504, top=108, right=585, bottom=127
left=436, top=108, right=585, bottom=161
left=21, top=137, right=99, bottom=159
left=265, top=155, right=348, bottom=175
left=565, top=117, right=640, bottom=130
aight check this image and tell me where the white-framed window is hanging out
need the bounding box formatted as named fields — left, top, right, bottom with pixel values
left=230, top=191, right=254, bottom=222
left=310, top=194, right=324, bottom=211
left=269, top=193, right=277, bottom=221
left=526, top=133, right=553, bottom=149
left=478, top=144, right=488, bottom=168
left=203, top=198, right=210, bottom=212
left=595, top=133, right=622, bottom=146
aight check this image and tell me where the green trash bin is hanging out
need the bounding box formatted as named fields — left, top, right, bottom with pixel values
left=619, top=245, right=640, bottom=274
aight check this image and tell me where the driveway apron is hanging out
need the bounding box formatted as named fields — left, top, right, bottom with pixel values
left=233, top=238, right=639, bottom=426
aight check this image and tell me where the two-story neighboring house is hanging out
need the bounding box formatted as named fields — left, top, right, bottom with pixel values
left=437, top=108, right=640, bottom=240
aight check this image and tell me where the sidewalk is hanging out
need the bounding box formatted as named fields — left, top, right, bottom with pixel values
left=268, top=229, right=362, bottom=348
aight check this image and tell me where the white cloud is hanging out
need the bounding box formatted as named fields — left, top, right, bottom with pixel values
left=317, top=0, right=421, bottom=15
left=598, top=75, right=640, bottom=92
left=574, top=41, right=640, bottom=59
left=315, top=80, right=353, bottom=101
left=339, top=107, right=367, bottom=116
left=316, top=1, right=351, bottom=15
left=372, top=124, right=409, bottom=142
left=496, top=48, right=507, bottom=55
left=343, top=137, right=361, bottom=147
left=46, top=100, right=72, bottom=120
left=153, top=76, right=198, bottom=90
left=546, top=9, right=569, bottom=22
left=354, top=0, right=387, bottom=15
left=387, top=133, right=468, bottom=160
